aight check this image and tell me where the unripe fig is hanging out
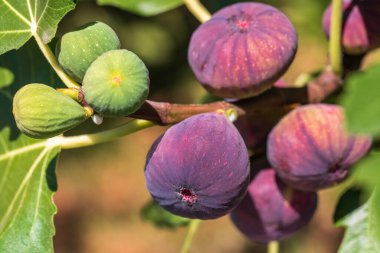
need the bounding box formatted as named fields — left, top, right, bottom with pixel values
left=323, top=0, right=380, bottom=55
left=56, top=21, right=121, bottom=82
left=267, top=104, right=372, bottom=191
left=144, top=113, right=250, bottom=219
left=13, top=83, right=91, bottom=139
left=231, top=168, right=317, bottom=243
left=82, top=49, right=149, bottom=117
left=188, top=2, right=297, bottom=99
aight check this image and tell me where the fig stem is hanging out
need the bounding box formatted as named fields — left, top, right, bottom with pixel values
left=33, top=33, right=81, bottom=89
left=329, top=0, right=343, bottom=76
left=268, top=241, right=280, bottom=253
left=183, top=0, right=211, bottom=23
left=52, top=119, right=155, bottom=149
left=180, top=219, right=201, bottom=253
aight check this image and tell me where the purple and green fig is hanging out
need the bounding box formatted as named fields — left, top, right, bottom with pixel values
left=267, top=104, right=372, bottom=191
left=188, top=2, right=297, bottom=99
left=144, top=112, right=250, bottom=219
left=13, top=83, right=92, bottom=139
left=323, top=0, right=380, bottom=55
left=56, top=21, right=121, bottom=82
left=231, top=168, right=317, bottom=243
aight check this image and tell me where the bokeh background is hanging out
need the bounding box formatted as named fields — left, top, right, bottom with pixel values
left=53, top=0, right=380, bottom=252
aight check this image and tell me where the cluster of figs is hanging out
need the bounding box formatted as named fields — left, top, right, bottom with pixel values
left=12, top=0, right=379, bottom=244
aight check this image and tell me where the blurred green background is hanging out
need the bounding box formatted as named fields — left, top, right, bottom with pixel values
left=53, top=0, right=380, bottom=252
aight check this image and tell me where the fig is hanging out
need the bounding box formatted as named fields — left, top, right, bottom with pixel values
left=82, top=49, right=149, bottom=117
left=188, top=2, right=297, bottom=99
left=144, top=113, right=250, bottom=219
left=230, top=168, right=317, bottom=243
left=323, top=0, right=380, bottom=55
left=56, top=21, right=121, bottom=82
left=267, top=104, right=372, bottom=191
left=13, top=83, right=91, bottom=139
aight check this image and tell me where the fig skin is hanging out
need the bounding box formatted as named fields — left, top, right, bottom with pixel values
left=13, top=83, right=90, bottom=139
left=82, top=49, right=149, bottom=117
left=230, top=168, right=317, bottom=243
left=144, top=113, right=250, bottom=220
left=56, top=21, right=121, bottom=82
left=323, top=0, right=380, bottom=55
left=188, top=2, right=297, bottom=99
left=267, top=104, right=372, bottom=191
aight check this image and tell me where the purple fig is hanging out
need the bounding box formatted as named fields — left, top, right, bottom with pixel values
left=144, top=113, right=250, bottom=219
left=267, top=104, right=372, bottom=191
left=188, top=2, right=297, bottom=99
left=323, top=0, right=380, bottom=55
left=231, top=168, right=317, bottom=243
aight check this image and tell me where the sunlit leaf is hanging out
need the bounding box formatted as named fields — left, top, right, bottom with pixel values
left=340, top=64, right=380, bottom=139
left=336, top=189, right=380, bottom=253
left=0, top=0, right=75, bottom=55
left=352, top=152, right=380, bottom=190
left=96, top=0, right=182, bottom=16
left=0, top=128, right=61, bottom=253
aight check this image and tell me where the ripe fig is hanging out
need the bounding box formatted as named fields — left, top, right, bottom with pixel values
left=231, top=168, right=317, bottom=243
left=144, top=113, right=250, bottom=219
left=82, top=49, right=149, bottom=117
left=323, top=0, right=380, bottom=55
left=56, top=21, right=121, bottom=82
left=188, top=2, right=297, bottom=99
left=13, top=83, right=91, bottom=139
left=267, top=104, right=372, bottom=191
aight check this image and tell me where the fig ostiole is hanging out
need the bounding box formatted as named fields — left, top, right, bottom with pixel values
left=267, top=104, right=372, bottom=191
left=144, top=112, right=250, bottom=219
left=188, top=2, right=297, bottom=99
left=56, top=21, right=121, bottom=82
left=82, top=49, right=149, bottom=117
left=13, top=83, right=92, bottom=139
left=231, top=168, right=317, bottom=243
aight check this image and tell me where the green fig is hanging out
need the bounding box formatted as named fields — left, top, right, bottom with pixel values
left=56, top=21, right=121, bottom=82
left=13, top=83, right=92, bottom=139
left=82, top=49, right=149, bottom=117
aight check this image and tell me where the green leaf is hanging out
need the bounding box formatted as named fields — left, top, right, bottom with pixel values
left=141, top=200, right=190, bottom=229
left=0, top=38, right=63, bottom=252
left=333, top=188, right=363, bottom=224
left=340, top=64, right=380, bottom=138
left=0, top=127, right=61, bottom=253
left=96, top=0, right=183, bottom=16
left=0, top=67, right=14, bottom=89
left=336, top=189, right=380, bottom=253
left=352, top=152, right=380, bottom=190
left=0, top=0, right=75, bottom=55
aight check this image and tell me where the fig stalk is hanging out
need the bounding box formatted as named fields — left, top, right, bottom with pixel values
left=329, top=0, right=343, bottom=75
left=268, top=241, right=280, bottom=253
left=33, top=33, right=80, bottom=89
left=183, top=0, right=211, bottom=23
left=180, top=219, right=202, bottom=253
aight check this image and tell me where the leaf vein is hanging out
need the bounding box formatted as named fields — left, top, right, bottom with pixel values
left=1, top=0, right=31, bottom=26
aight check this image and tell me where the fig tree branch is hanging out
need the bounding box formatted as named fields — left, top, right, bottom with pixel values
left=54, top=119, right=155, bottom=149
left=130, top=69, right=342, bottom=125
